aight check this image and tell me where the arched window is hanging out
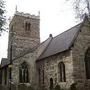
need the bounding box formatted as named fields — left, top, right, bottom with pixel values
left=25, top=22, right=31, bottom=31
left=58, top=62, right=66, bottom=82
left=19, top=62, right=29, bottom=83
left=85, top=48, right=90, bottom=79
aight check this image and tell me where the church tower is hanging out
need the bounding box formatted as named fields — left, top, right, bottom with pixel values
left=8, top=12, right=40, bottom=59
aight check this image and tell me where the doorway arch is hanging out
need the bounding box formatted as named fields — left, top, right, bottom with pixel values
left=50, top=78, right=53, bottom=90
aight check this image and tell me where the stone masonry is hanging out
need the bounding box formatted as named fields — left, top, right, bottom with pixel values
left=0, top=13, right=90, bottom=90
left=71, top=18, right=90, bottom=90
left=8, top=12, right=40, bottom=59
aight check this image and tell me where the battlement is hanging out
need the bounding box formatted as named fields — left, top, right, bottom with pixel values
left=15, top=11, right=40, bottom=19
left=8, top=11, right=40, bottom=59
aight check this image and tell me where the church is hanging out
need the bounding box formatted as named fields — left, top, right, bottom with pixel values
left=0, top=12, right=90, bottom=90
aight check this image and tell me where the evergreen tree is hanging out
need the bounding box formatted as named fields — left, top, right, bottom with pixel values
left=0, top=0, right=5, bottom=33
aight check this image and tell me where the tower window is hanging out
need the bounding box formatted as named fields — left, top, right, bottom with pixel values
left=25, top=22, right=31, bottom=31
left=85, top=47, right=90, bottom=79
left=19, top=62, right=29, bottom=83
left=58, top=62, right=66, bottom=82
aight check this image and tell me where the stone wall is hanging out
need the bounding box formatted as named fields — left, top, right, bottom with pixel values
left=71, top=19, right=90, bottom=90
left=7, top=12, right=90, bottom=90
left=36, top=50, right=74, bottom=90
left=12, top=52, right=34, bottom=85
left=8, top=13, right=40, bottom=59
left=11, top=39, right=51, bottom=90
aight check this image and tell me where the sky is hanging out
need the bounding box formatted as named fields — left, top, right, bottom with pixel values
left=0, top=0, right=80, bottom=62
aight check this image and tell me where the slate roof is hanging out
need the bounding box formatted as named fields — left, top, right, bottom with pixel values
left=1, top=13, right=89, bottom=68
left=38, top=23, right=82, bottom=60
left=1, top=23, right=82, bottom=67
left=0, top=22, right=83, bottom=67
left=1, top=58, right=9, bottom=67
left=0, top=36, right=52, bottom=67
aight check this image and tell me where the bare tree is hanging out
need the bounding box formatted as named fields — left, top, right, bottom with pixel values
left=69, top=0, right=90, bottom=19
left=0, top=0, right=6, bottom=33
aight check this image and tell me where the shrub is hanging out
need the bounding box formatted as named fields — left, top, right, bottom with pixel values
left=70, top=83, right=77, bottom=90
left=18, top=84, right=35, bottom=90
left=54, top=85, right=61, bottom=90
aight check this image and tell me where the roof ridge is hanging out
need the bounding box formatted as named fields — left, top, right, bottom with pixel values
left=12, top=37, right=52, bottom=61
left=37, top=22, right=84, bottom=60
left=53, top=22, right=82, bottom=39
left=68, top=23, right=83, bottom=49
left=12, top=47, right=37, bottom=61
left=68, top=16, right=89, bottom=48
left=37, top=37, right=53, bottom=60
left=40, top=37, right=50, bottom=44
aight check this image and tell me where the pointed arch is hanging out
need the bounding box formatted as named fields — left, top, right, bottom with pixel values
left=50, top=78, right=53, bottom=90
left=85, top=47, right=90, bottom=79
left=19, top=62, right=29, bottom=83
left=58, top=62, right=66, bottom=82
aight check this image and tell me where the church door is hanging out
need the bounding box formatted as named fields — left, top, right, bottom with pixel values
left=50, top=78, right=53, bottom=90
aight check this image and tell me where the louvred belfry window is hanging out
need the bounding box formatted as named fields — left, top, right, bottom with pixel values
left=25, top=22, right=31, bottom=31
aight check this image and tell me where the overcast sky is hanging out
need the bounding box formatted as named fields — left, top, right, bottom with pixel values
left=0, top=0, right=79, bottom=62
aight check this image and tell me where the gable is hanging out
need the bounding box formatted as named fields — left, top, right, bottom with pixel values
left=38, top=23, right=82, bottom=60
left=70, top=17, right=90, bottom=80
left=72, top=17, right=90, bottom=53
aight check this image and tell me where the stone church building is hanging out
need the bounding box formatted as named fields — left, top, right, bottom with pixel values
left=0, top=12, right=90, bottom=90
